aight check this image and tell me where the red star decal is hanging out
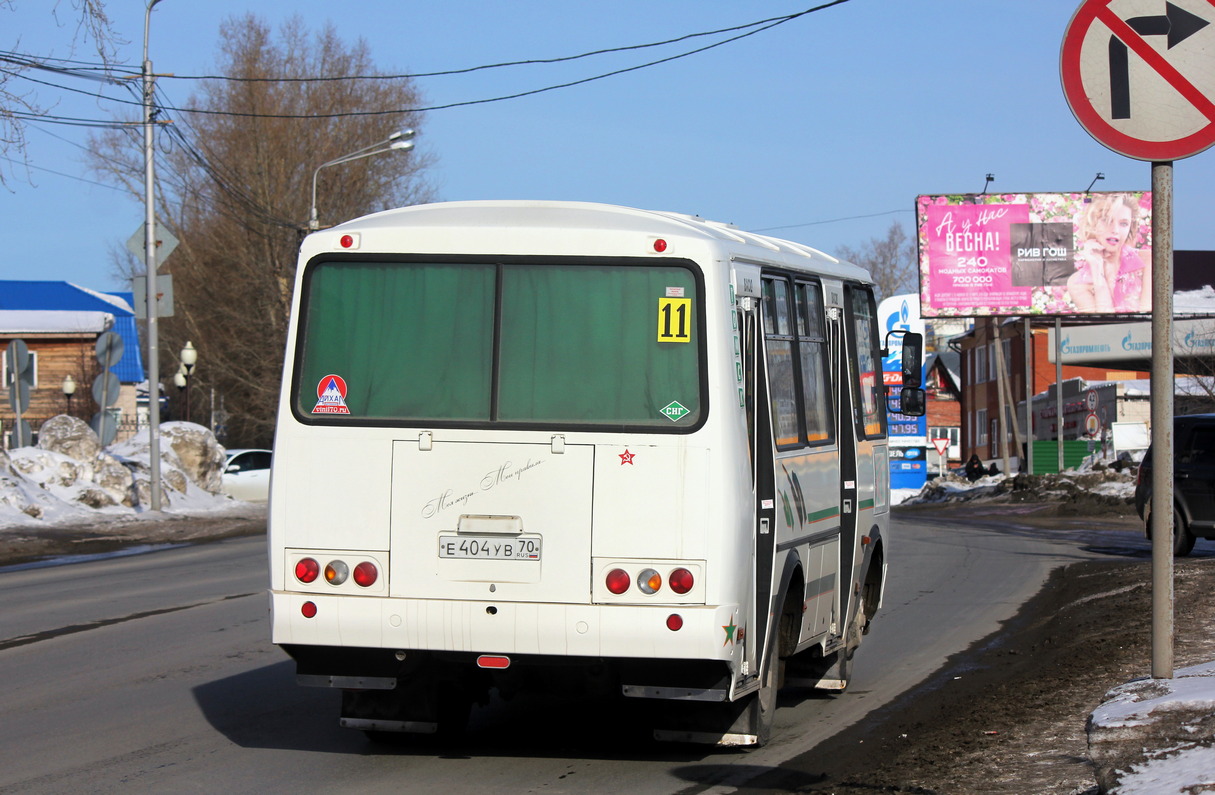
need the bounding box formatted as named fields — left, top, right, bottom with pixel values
left=619, top=449, right=636, bottom=465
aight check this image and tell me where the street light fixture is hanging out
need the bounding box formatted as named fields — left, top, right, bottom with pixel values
left=177, top=340, right=197, bottom=423
left=62, top=375, right=77, bottom=416
left=308, top=129, right=415, bottom=231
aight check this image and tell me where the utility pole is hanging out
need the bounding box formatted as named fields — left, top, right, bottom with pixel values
left=143, top=0, right=164, bottom=510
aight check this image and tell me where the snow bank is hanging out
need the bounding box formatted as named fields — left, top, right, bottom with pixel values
left=0, top=415, right=238, bottom=529
left=899, top=463, right=1137, bottom=509
left=1089, top=661, right=1215, bottom=793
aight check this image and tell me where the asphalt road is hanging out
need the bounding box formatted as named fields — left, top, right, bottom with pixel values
left=0, top=511, right=1131, bottom=794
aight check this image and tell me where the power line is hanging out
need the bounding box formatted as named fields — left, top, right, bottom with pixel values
left=156, top=0, right=851, bottom=120
left=1, top=65, right=144, bottom=108
left=10, top=110, right=133, bottom=129
left=159, top=2, right=850, bottom=83
left=0, top=152, right=127, bottom=191
left=752, top=208, right=912, bottom=233
left=3, top=2, right=850, bottom=122
left=0, top=49, right=135, bottom=83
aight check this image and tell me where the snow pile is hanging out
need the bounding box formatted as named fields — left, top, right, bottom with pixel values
left=1089, top=660, right=1215, bottom=793
left=0, top=416, right=236, bottom=528
left=899, top=461, right=1137, bottom=510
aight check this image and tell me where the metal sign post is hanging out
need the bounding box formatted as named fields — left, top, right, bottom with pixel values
left=1149, top=162, right=1175, bottom=678
left=1062, top=0, right=1215, bottom=679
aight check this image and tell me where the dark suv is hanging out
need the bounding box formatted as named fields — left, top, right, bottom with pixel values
left=1135, top=414, right=1215, bottom=556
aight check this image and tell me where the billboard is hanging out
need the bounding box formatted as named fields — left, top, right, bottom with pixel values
left=916, top=192, right=1151, bottom=318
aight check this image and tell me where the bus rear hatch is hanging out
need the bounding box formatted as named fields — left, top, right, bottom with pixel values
left=389, top=440, right=593, bottom=603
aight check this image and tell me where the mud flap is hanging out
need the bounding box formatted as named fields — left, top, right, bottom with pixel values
left=340, top=676, right=472, bottom=736
left=784, top=649, right=850, bottom=692
left=652, top=658, right=782, bottom=747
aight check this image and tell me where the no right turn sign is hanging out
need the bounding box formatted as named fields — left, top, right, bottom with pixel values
left=1061, top=0, right=1215, bottom=160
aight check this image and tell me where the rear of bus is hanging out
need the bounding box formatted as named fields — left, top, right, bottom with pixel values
left=268, top=202, right=753, bottom=736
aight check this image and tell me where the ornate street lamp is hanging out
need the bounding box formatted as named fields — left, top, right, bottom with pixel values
left=62, top=374, right=77, bottom=416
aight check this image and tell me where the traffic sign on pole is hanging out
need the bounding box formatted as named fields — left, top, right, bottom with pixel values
left=1061, top=0, right=1215, bottom=161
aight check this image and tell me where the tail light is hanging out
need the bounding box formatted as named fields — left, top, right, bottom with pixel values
left=324, top=560, right=349, bottom=585
left=638, top=569, right=662, bottom=594
left=606, top=568, right=631, bottom=594
left=295, top=557, right=320, bottom=583
left=353, top=561, right=378, bottom=587
left=668, top=568, right=694, bottom=594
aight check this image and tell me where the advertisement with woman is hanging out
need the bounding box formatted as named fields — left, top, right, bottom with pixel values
left=916, top=191, right=1151, bottom=317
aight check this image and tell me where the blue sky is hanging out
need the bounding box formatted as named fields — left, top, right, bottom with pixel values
left=2, top=0, right=1212, bottom=291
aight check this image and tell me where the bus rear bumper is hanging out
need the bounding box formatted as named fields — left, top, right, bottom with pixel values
left=270, top=590, right=743, bottom=663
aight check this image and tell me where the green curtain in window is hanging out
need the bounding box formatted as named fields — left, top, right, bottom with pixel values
left=497, top=265, right=699, bottom=425
left=297, top=262, right=495, bottom=419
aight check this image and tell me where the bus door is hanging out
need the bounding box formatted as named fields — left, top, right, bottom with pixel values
left=739, top=289, right=777, bottom=684
left=827, top=303, right=858, bottom=633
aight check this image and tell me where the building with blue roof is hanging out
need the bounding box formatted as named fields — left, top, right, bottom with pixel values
left=1, top=281, right=146, bottom=446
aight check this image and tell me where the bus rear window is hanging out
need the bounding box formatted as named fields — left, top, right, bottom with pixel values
left=295, top=259, right=703, bottom=429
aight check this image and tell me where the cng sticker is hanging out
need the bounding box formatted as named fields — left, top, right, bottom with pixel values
left=661, top=401, right=690, bottom=422
left=657, top=296, right=691, bottom=343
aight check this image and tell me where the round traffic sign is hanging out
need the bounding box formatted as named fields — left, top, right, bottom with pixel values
left=92, top=371, right=121, bottom=408
left=1061, top=0, right=1215, bottom=161
left=95, top=331, right=125, bottom=368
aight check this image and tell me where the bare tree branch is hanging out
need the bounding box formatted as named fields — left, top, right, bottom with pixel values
left=1, top=1, right=119, bottom=181
left=87, top=14, right=434, bottom=446
left=835, top=221, right=919, bottom=303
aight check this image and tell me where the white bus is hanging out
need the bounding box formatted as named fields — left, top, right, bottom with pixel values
left=268, top=201, right=923, bottom=746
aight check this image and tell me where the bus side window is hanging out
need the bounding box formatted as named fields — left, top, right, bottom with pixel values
left=762, top=277, right=801, bottom=449
left=795, top=281, right=833, bottom=445
left=847, top=286, right=885, bottom=438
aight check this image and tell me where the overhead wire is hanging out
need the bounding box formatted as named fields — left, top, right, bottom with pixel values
left=753, top=209, right=913, bottom=233
left=6, top=2, right=854, bottom=228
left=155, top=1, right=851, bottom=120
left=0, top=151, right=127, bottom=191
left=159, top=2, right=849, bottom=83
left=2, top=2, right=851, bottom=121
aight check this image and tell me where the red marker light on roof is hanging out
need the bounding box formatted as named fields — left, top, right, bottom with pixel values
left=653, top=238, right=668, bottom=253
left=340, top=233, right=359, bottom=249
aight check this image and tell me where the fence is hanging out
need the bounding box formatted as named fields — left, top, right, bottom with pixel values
left=1, top=415, right=144, bottom=451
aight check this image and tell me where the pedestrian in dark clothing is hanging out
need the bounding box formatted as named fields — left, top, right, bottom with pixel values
left=964, top=454, right=985, bottom=482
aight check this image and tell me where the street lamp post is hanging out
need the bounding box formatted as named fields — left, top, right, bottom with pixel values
left=178, top=340, right=197, bottom=423
left=62, top=375, right=76, bottom=416
left=308, top=129, right=415, bottom=231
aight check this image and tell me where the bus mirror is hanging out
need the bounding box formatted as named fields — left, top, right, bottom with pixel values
left=899, top=386, right=926, bottom=417
left=901, top=332, right=923, bottom=388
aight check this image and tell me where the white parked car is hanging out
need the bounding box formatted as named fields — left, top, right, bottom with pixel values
left=222, top=448, right=272, bottom=503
